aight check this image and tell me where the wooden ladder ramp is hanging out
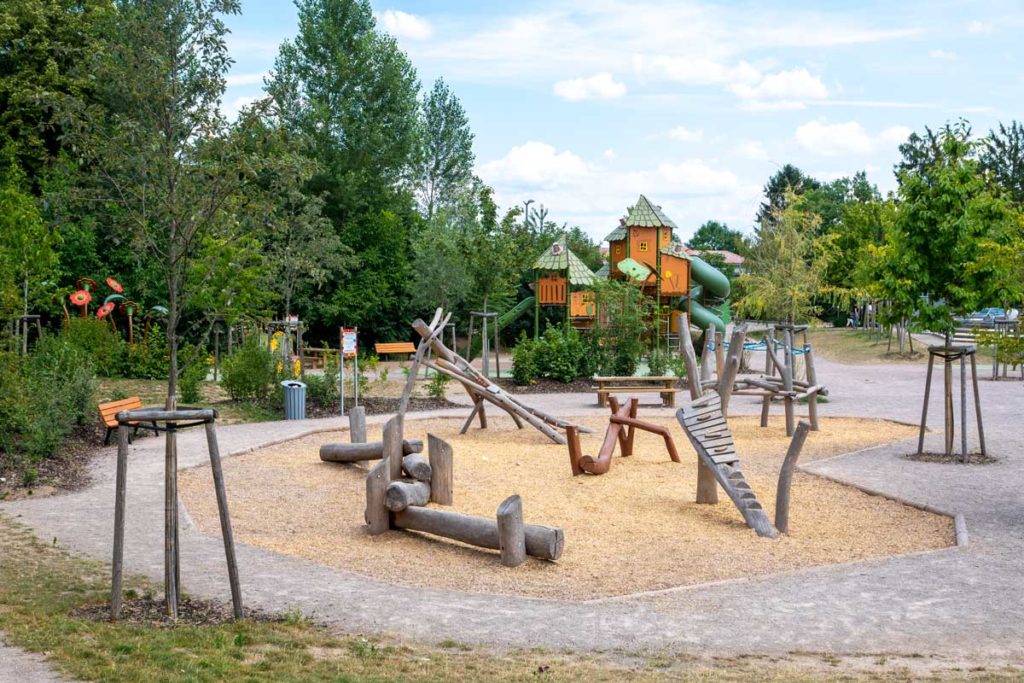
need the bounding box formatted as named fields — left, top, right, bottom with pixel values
left=677, top=391, right=778, bottom=538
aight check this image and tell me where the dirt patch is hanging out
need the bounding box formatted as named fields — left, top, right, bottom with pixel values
left=179, top=416, right=952, bottom=600
left=494, top=377, right=601, bottom=394
left=73, top=596, right=283, bottom=627
left=308, top=396, right=458, bottom=417
left=905, top=451, right=998, bottom=465
left=0, top=423, right=108, bottom=501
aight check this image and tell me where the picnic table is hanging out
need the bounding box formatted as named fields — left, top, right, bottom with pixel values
left=592, top=375, right=681, bottom=408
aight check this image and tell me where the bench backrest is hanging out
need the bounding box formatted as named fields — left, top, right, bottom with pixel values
left=374, top=342, right=416, bottom=355
left=98, top=396, right=144, bottom=427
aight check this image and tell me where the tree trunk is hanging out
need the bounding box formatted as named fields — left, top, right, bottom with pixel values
left=166, top=272, right=179, bottom=410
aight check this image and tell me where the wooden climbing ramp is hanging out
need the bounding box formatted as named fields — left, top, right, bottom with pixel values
left=677, top=391, right=778, bottom=538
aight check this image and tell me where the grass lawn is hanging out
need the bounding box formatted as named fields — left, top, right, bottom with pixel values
left=94, top=378, right=278, bottom=425
left=807, top=328, right=926, bottom=364
left=2, top=514, right=1020, bottom=681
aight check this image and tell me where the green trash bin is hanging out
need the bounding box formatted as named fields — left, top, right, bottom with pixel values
left=281, top=380, right=306, bottom=420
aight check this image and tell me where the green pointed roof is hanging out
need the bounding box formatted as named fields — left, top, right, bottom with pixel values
left=604, top=218, right=628, bottom=242
left=625, top=194, right=678, bottom=229
left=533, top=236, right=597, bottom=286
left=594, top=261, right=610, bottom=279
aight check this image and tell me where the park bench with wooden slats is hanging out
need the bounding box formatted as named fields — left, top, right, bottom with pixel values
left=374, top=342, right=416, bottom=359
left=592, top=375, right=681, bottom=408
left=677, top=390, right=778, bottom=538
left=98, top=396, right=159, bottom=445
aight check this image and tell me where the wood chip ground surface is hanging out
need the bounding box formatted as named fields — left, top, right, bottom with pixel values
left=179, top=416, right=953, bottom=600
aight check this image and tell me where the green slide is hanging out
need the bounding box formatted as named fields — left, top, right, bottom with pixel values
left=679, top=255, right=730, bottom=334
left=497, top=296, right=535, bottom=328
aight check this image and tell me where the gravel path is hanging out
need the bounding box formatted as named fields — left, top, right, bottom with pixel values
left=0, top=636, right=67, bottom=683
left=2, top=352, right=1023, bottom=659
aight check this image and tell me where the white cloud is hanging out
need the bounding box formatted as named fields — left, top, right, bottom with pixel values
left=477, top=141, right=751, bottom=240
left=928, top=49, right=957, bottom=61
left=603, top=149, right=617, bottom=160
left=731, top=68, right=829, bottom=102
left=794, top=120, right=911, bottom=156
left=633, top=56, right=761, bottom=87
left=225, top=71, right=268, bottom=87
left=378, top=10, right=433, bottom=40
left=553, top=73, right=627, bottom=101
left=669, top=126, right=704, bottom=142
left=967, top=20, right=994, bottom=35
left=734, top=141, right=770, bottom=161
left=223, top=95, right=260, bottom=121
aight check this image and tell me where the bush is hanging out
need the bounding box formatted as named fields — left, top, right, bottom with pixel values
left=304, top=371, right=338, bottom=407
left=123, top=325, right=170, bottom=379
left=62, top=318, right=125, bottom=377
left=221, top=338, right=275, bottom=401
left=511, top=333, right=539, bottom=385
left=511, top=326, right=595, bottom=385
left=178, top=345, right=209, bottom=405
left=426, top=371, right=451, bottom=398
left=0, top=335, right=96, bottom=469
left=647, top=348, right=668, bottom=376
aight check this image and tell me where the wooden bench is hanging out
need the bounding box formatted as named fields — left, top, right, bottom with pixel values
left=374, top=342, right=416, bottom=358
left=592, top=375, right=680, bottom=408
left=98, top=397, right=159, bottom=445
left=301, top=347, right=332, bottom=369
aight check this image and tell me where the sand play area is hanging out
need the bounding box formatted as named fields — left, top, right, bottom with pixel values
left=179, top=415, right=953, bottom=600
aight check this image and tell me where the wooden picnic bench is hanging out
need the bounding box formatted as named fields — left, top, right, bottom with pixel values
left=592, top=375, right=681, bottom=408
left=301, top=347, right=331, bottom=369
left=98, top=396, right=159, bottom=445
left=374, top=342, right=416, bottom=358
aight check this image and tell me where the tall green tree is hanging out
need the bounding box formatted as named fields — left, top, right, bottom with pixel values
left=737, top=194, right=823, bottom=323
left=980, top=121, right=1024, bottom=206
left=755, top=163, right=820, bottom=229
left=0, top=0, right=111, bottom=189
left=416, top=77, right=475, bottom=221
left=686, top=220, right=748, bottom=254
left=268, top=0, right=421, bottom=341
left=61, top=0, right=254, bottom=406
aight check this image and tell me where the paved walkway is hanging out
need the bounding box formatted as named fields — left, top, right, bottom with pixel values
left=3, top=353, right=1023, bottom=660
left=0, top=636, right=66, bottom=683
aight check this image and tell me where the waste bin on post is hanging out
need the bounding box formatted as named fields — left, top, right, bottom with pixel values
left=281, top=380, right=306, bottom=420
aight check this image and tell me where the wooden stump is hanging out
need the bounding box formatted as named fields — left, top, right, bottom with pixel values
left=427, top=434, right=453, bottom=505
left=496, top=495, right=527, bottom=567
left=349, top=406, right=367, bottom=443
left=365, top=459, right=390, bottom=534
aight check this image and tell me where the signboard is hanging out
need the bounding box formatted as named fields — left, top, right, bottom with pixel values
left=341, top=327, right=358, bottom=358
left=287, top=314, right=299, bottom=327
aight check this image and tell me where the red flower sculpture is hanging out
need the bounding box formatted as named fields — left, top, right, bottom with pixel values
left=69, top=290, right=92, bottom=307
left=120, top=300, right=138, bottom=316
left=96, top=302, right=115, bottom=318
left=106, top=277, right=124, bottom=293
left=76, top=277, right=98, bottom=292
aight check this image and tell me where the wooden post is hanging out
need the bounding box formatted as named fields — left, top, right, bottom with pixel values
left=204, top=422, right=243, bottom=619
left=944, top=354, right=954, bottom=457
left=496, top=495, right=527, bottom=567
left=349, top=406, right=367, bottom=444
left=960, top=351, right=968, bottom=463
left=782, top=330, right=795, bottom=437
left=110, top=424, right=130, bottom=619
left=774, top=421, right=811, bottom=534
left=365, top=458, right=390, bottom=534
left=714, top=330, right=725, bottom=381
left=566, top=425, right=583, bottom=476
left=164, top=429, right=179, bottom=619
left=970, top=351, right=986, bottom=456
left=678, top=314, right=702, bottom=399
left=427, top=434, right=453, bottom=505
left=717, top=325, right=746, bottom=416
left=917, top=351, right=935, bottom=454
left=804, top=343, right=820, bottom=431
left=700, top=324, right=715, bottom=383
left=383, top=416, right=403, bottom=482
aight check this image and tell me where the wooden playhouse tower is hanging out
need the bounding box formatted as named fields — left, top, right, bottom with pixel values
left=532, top=236, right=598, bottom=337
left=604, top=194, right=694, bottom=337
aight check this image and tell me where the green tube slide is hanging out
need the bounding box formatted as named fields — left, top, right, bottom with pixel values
left=497, top=296, right=535, bottom=328
left=678, top=255, right=731, bottom=334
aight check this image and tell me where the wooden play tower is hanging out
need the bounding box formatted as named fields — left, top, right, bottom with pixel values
left=532, top=236, right=598, bottom=337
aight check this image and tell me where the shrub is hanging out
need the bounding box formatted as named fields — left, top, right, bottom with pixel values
left=123, top=325, right=170, bottom=379
left=511, top=326, right=594, bottom=385
left=178, top=345, right=209, bottom=405
left=647, top=347, right=668, bottom=376
left=221, top=338, right=275, bottom=401
left=62, top=318, right=125, bottom=377
left=511, top=333, right=538, bottom=385
left=305, top=372, right=338, bottom=407
left=667, top=354, right=688, bottom=380
left=426, top=371, right=451, bottom=398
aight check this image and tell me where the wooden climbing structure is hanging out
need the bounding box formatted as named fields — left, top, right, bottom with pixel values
left=677, top=391, right=778, bottom=538
left=566, top=397, right=680, bottom=475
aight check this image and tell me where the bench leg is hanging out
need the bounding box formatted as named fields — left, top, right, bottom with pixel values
left=597, top=392, right=607, bottom=408
left=662, top=391, right=675, bottom=407
left=104, top=427, right=113, bottom=446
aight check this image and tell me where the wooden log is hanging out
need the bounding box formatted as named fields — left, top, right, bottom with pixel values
left=204, top=421, right=243, bottom=619
left=774, top=421, right=811, bottom=534
left=385, top=480, right=431, bottom=511
left=803, top=345, right=820, bottom=431
left=383, top=416, right=403, bottom=481
left=718, top=325, right=747, bottom=416
left=164, top=429, right=178, bottom=618
left=393, top=506, right=564, bottom=561
left=566, top=425, right=583, bottom=476
left=944, top=355, right=954, bottom=457
left=319, top=439, right=424, bottom=463
left=496, top=495, right=527, bottom=567
left=714, top=330, right=725, bottom=381
left=365, top=458, right=390, bottom=534
left=401, top=453, right=432, bottom=482
left=349, top=406, right=367, bottom=443
left=917, top=351, right=935, bottom=454
left=700, top=324, right=714, bottom=383
left=969, top=352, right=987, bottom=456
left=428, top=434, right=453, bottom=505
left=678, top=313, right=702, bottom=399
left=782, top=329, right=795, bottom=437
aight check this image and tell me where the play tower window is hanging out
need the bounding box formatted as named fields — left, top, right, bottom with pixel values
left=638, top=241, right=648, bottom=252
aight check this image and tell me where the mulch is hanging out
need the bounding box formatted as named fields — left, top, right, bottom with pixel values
left=307, top=396, right=459, bottom=418
left=494, top=377, right=596, bottom=394
left=73, top=595, right=283, bottom=628
left=904, top=451, right=998, bottom=465
left=0, top=423, right=103, bottom=501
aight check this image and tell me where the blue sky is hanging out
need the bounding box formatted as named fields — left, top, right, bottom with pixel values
left=222, top=1, right=1023, bottom=243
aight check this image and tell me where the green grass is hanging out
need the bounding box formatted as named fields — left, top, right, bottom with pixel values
left=95, top=378, right=278, bottom=425
left=2, top=513, right=1021, bottom=682
left=807, top=328, right=926, bottom=364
